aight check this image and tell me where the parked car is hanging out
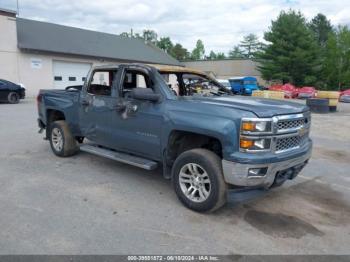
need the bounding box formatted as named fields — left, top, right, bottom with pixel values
left=0, top=79, right=26, bottom=103
left=297, top=86, right=316, bottom=99
left=228, top=76, right=259, bottom=95
left=269, top=83, right=298, bottom=99
left=37, top=64, right=312, bottom=212
left=339, top=89, right=350, bottom=103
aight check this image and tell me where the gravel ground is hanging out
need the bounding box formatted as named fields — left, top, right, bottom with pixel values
left=0, top=99, right=349, bottom=255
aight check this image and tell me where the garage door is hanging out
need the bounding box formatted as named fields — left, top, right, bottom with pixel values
left=53, top=61, right=92, bottom=89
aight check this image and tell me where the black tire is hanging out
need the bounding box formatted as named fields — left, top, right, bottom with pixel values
left=172, top=149, right=227, bottom=212
left=7, top=92, right=19, bottom=104
left=49, top=120, right=78, bottom=157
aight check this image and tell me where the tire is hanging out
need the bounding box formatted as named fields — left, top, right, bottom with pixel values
left=172, top=149, right=227, bottom=212
left=49, top=120, right=78, bottom=157
left=7, top=92, right=19, bottom=104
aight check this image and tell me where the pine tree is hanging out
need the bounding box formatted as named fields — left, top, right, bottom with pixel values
left=239, top=34, right=262, bottom=58
left=257, top=10, right=319, bottom=86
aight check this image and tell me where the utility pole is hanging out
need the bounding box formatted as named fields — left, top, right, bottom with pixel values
left=16, top=0, right=20, bottom=16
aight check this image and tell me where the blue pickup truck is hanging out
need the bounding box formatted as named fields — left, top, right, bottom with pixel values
left=37, top=64, right=312, bottom=212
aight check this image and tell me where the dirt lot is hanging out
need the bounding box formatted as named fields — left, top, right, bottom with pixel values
left=0, top=99, right=349, bottom=254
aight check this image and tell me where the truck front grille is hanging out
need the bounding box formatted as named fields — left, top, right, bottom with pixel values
left=275, top=134, right=307, bottom=152
left=277, top=118, right=306, bottom=132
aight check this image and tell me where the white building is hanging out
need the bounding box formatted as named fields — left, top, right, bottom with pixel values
left=0, top=8, right=180, bottom=97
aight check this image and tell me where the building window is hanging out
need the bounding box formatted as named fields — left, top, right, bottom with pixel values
left=54, top=76, right=62, bottom=81
left=82, top=77, right=86, bottom=82
left=69, top=77, right=76, bottom=81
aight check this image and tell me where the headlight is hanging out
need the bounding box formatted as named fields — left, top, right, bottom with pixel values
left=241, top=118, right=272, bottom=134
left=240, top=137, right=271, bottom=152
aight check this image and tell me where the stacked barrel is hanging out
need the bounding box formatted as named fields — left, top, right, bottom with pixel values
left=306, top=91, right=340, bottom=113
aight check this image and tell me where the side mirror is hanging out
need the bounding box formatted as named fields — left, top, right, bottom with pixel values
left=130, top=88, right=161, bottom=102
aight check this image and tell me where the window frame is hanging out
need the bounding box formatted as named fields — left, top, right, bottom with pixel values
left=119, top=67, right=153, bottom=98
left=86, top=69, right=118, bottom=97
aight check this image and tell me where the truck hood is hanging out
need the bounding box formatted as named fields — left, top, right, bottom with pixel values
left=186, top=95, right=308, bottom=118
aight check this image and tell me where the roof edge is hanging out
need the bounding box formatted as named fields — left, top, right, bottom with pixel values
left=0, top=7, right=17, bottom=17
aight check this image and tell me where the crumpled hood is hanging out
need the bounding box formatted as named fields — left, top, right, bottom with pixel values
left=186, top=95, right=308, bottom=118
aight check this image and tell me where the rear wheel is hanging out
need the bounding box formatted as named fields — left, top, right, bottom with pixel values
left=49, top=120, right=78, bottom=157
left=172, top=149, right=227, bottom=212
left=7, top=92, right=19, bottom=104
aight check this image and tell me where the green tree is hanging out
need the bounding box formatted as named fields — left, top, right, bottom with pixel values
left=257, top=10, right=319, bottom=86
left=322, top=26, right=350, bottom=90
left=309, top=13, right=333, bottom=48
left=191, top=39, right=205, bottom=60
left=207, top=50, right=217, bottom=60
left=239, top=34, right=263, bottom=58
left=142, top=29, right=158, bottom=44
left=228, top=45, right=244, bottom=58
left=157, top=37, right=173, bottom=54
left=216, top=52, right=226, bottom=59
left=171, top=43, right=190, bottom=60
left=119, top=32, right=130, bottom=38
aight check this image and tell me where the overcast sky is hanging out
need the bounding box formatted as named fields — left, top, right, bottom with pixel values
left=1, top=0, right=350, bottom=53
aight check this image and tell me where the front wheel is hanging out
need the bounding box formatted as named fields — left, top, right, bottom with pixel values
left=172, top=149, right=227, bottom=212
left=7, top=92, right=19, bottom=104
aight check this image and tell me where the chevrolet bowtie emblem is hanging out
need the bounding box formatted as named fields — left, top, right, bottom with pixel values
left=298, top=127, right=307, bottom=136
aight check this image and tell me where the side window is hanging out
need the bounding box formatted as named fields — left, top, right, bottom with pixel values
left=87, top=70, right=117, bottom=96
left=122, top=69, right=151, bottom=97
left=161, top=73, right=179, bottom=95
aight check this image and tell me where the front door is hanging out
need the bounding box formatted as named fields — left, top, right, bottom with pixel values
left=108, top=67, right=164, bottom=160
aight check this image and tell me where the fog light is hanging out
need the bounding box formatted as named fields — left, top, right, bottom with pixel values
left=248, top=167, right=268, bottom=177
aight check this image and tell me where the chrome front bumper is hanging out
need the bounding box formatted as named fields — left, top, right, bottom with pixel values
left=222, top=149, right=312, bottom=188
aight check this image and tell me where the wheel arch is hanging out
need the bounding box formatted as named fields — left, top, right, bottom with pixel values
left=164, top=129, right=224, bottom=167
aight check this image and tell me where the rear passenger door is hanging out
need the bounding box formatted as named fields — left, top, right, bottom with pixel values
left=79, top=69, right=119, bottom=147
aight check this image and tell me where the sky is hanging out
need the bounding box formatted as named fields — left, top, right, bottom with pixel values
left=1, top=0, right=350, bottom=54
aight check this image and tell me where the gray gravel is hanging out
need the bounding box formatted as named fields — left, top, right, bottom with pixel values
left=0, top=99, right=349, bottom=255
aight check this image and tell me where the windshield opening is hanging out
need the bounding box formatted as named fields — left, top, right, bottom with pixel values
left=160, top=72, right=232, bottom=97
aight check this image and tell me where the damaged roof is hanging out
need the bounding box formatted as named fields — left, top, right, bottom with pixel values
left=16, top=18, right=180, bottom=66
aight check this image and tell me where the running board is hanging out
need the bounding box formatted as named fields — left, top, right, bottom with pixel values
left=80, top=144, right=158, bottom=170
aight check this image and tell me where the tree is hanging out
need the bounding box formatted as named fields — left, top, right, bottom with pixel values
left=142, top=29, right=158, bottom=44
left=239, top=34, right=263, bottom=58
left=171, top=43, right=190, bottom=60
left=228, top=45, right=245, bottom=58
left=207, top=50, right=217, bottom=60
left=157, top=37, right=173, bottom=54
left=191, top=39, right=205, bottom=60
left=322, top=26, right=350, bottom=90
left=257, top=10, right=319, bottom=86
left=119, top=32, right=130, bottom=38
left=216, top=52, right=226, bottom=59
left=309, top=13, right=333, bottom=48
